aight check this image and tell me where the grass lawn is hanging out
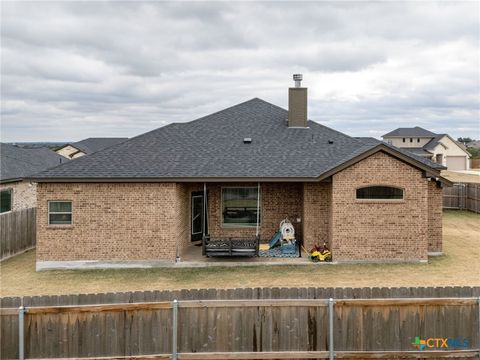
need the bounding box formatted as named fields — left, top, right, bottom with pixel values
left=1, top=210, right=479, bottom=297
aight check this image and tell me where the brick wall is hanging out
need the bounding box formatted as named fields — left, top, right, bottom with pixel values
left=427, top=180, right=443, bottom=253
left=0, top=180, right=37, bottom=211
left=331, top=152, right=429, bottom=262
left=36, top=183, right=181, bottom=261
left=302, top=182, right=331, bottom=251
left=36, top=166, right=439, bottom=264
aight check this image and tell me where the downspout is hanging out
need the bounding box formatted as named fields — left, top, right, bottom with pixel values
left=202, top=182, right=207, bottom=256
left=255, top=182, right=261, bottom=256
left=256, top=182, right=260, bottom=239
left=203, top=182, right=207, bottom=238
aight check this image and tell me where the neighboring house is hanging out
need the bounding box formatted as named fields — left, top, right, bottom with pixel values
left=382, top=127, right=471, bottom=170
left=55, top=137, right=128, bottom=159
left=466, top=140, right=480, bottom=149
left=0, top=143, right=68, bottom=213
left=31, top=76, right=450, bottom=270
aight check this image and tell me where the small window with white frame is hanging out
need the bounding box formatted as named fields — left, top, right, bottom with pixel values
left=48, top=201, right=73, bottom=225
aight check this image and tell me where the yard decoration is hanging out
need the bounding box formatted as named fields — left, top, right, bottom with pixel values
left=310, top=242, right=332, bottom=262
left=266, top=218, right=298, bottom=255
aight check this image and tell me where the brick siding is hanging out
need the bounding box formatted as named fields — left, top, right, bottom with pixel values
left=331, top=152, right=429, bottom=262
left=36, top=183, right=181, bottom=261
left=0, top=180, right=37, bottom=211
left=302, top=182, right=331, bottom=251
left=427, top=180, right=443, bottom=253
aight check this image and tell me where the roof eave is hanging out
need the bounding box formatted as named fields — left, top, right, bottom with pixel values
left=0, top=177, right=23, bottom=184
left=316, top=143, right=445, bottom=182
left=28, top=176, right=326, bottom=183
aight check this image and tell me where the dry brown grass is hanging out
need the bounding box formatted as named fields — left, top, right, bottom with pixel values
left=1, top=210, right=479, bottom=297
left=441, top=170, right=480, bottom=184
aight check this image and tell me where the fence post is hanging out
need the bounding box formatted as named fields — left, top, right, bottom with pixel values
left=478, top=297, right=480, bottom=351
left=172, top=299, right=178, bottom=360
left=18, top=305, right=26, bottom=360
left=328, top=298, right=335, bottom=360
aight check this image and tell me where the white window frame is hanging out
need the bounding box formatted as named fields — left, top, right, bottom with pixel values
left=221, top=186, right=261, bottom=228
left=48, top=201, right=73, bottom=225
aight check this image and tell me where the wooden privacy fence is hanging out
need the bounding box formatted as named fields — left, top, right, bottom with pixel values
left=1, top=295, right=479, bottom=359
left=0, top=207, right=36, bottom=260
left=443, top=183, right=480, bottom=213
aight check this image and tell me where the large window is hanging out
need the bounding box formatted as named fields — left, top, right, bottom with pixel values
left=222, top=187, right=260, bottom=227
left=48, top=201, right=73, bottom=225
left=356, top=186, right=403, bottom=200
left=0, top=189, right=12, bottom=213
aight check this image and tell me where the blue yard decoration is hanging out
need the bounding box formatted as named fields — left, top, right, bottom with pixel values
left=268, top=231, right=282, bottom=248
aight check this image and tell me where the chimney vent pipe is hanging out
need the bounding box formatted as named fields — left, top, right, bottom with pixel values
left=293, top=74, right=303, bottom=88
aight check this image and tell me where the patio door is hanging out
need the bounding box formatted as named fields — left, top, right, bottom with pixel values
left=191, top=191, right=207, bottom=241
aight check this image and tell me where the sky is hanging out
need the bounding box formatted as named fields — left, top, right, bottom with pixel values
left=1, top=1, right=479, bottom=142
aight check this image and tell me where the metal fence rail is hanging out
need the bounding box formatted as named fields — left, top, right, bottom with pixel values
left=2, top=296, right=479, bottom=359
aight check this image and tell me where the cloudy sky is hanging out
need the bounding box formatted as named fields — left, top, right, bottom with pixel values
left=1, top=1, right=479, bottom=142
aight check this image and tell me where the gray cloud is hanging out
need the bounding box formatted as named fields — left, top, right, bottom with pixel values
left=1, top=1, right=479, bottom=142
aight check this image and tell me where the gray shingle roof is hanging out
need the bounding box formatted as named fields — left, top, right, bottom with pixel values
left=1, top=143, right=68, bottom=182
left=63, top=137, right=128, bottom=155
left=382, top=127, right=437, bottom=138
left=424, top=134, right=447, bottom=151
left=355, top=138, right=443, bottom=168
left=402, top=147, right=433, bottom=157
left=32, top=98, right=443, bottom=180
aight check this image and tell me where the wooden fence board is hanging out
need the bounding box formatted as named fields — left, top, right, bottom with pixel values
left=443, top=183, right=480, bottom=213
left=1, top=287, right=480, bottom=359
left=0, top=207, right=36, bottom=260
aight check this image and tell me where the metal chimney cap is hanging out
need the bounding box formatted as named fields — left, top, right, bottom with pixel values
left=293, top=74, right=303, bottom=81
left=293, top=74, right=303, bottom=87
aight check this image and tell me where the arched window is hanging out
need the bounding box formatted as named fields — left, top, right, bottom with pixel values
left=356, top=186, right=403, bottom=200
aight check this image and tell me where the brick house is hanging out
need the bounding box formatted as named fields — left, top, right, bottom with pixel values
left=382, top=127, right=471, bottom=170
left=31, top=76, right=450, bottom=270
left=0, top=143, right=67, bottom=213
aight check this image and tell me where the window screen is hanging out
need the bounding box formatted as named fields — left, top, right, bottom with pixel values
left=222, top=187, right=260, bottom=226
left=356, top=186, right=403, bottom=200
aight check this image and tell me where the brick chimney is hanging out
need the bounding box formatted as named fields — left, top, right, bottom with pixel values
left=288, top=74, right=307, bottom=128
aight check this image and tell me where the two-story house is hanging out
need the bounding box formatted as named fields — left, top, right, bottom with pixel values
left=382, top=127, right=470, bottom=170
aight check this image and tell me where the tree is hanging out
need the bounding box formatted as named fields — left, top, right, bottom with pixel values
left=458, top=137, right=473, bottom=144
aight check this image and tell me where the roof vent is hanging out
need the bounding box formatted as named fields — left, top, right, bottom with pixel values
left=328, top=140, right=334, bottom=144
left=243, top=137, right=252, bottom=144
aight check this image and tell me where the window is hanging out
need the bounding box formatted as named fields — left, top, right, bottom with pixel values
left=356, top=186, right=403, bottom=200
left=48, top=201, right=72, bottom=225
left=410, top=138, right=413, bottom=142
left=402, top=138, right=406, bottom=143
left=0, top=189, right=12, bottom=213
left=222, top=187, right=260, bottom=227
left=417, top=138, right=420, bottom=143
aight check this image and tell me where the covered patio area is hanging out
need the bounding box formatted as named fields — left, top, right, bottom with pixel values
left=177, top=181, right=332, bottom=263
